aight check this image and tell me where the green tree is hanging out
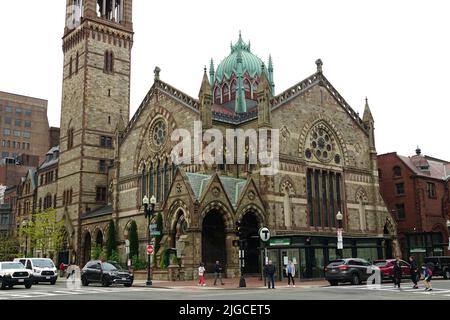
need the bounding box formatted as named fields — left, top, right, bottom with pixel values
left=91, top=244, right=103, bottom=260
left=0, top=235, right=20, bottom=261
left=154, top=213, right=163, bottom=255
left=128, top=220, right=139, bottom=259
left=19, top=209, right=65, bottom=257
left=106, top=220, right=117, bottom=259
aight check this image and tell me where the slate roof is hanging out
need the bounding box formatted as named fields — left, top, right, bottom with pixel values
left=398, top=154, right=450, bottom=180
left=80, top=205, right=113, bottom=220
left=185, top=173, right=247, bottom=208
left=38, top=146, right=59, bottom=171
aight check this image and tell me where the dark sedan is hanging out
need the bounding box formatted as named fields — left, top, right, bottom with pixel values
left=81, top=261, right=133, bottom=287
left=325, top=258, right=374, bottom=286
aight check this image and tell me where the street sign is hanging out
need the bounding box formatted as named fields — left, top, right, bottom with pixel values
left=150, top=224, right=158, bottom=230
left=151, top=231, right=161, bottom=236
left=125, top=240, right=130, bottom=247
left=146, top=245, right=154, bottom=255
left=259, top=227, right=271, bottom=242
left=125, top=246, right=130, bottom=254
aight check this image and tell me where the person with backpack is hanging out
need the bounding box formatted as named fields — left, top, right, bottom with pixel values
left=198, top=263, right=206, bottom=287
left=392, top=257, right=403, bottom=289
left=423, top=265, right=433, bottom=291
left=409, top=256, right=419, bottom=289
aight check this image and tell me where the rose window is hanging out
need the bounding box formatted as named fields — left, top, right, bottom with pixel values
left=151, top=119, right=167, bottom=147
left=304, top=124, right=341, bottom=165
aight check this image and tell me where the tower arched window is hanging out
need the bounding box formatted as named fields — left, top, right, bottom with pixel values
left=141, top=164, right=147, bottom=197
left=67, top=128, right=74, bottom=150
left=76, top=51, right=79, bottom=73
left=69, top=56, right=73, bottom=77
left=104, top=50, right=114, bottom=74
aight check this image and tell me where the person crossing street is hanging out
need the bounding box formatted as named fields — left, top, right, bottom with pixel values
left=409, top=256, right=419, bottom=289
left=393, top=257, right=402, bottom=289
left=285, top=260, right=296, bottom=287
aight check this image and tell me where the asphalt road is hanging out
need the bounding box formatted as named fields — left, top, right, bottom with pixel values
left=1, top=279, right=450, bottom=300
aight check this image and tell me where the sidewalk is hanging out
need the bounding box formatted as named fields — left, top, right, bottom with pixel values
left=132, top=277, right=328, bottom=290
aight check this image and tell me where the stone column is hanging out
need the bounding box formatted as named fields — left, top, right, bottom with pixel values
left=225, top=228, right=239, bottom=278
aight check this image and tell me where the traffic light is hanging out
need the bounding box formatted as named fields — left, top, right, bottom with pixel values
left=235, top=221, right=242, bottom=238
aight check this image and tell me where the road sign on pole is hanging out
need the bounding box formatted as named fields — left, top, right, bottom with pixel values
left=146, top=245, right=154, bottom=255
left=259, top=227, right=271, bottom=242
left=151, top=231, right=161, bottom=236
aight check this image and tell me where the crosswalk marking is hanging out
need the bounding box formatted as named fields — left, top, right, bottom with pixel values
left=326, top=284, right=450, bottom=297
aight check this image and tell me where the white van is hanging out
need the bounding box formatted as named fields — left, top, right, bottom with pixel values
left=14, top=258, right=58, bottom=285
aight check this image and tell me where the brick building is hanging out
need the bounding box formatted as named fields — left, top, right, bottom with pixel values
left=378, top=148, right=450, bottom=262
left=0, top=154, right=40, bottom=187
left=0, top=91, right=51, bottom=163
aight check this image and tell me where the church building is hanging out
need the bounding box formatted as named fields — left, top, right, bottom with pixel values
left=41, top=0, right=400, bottom=280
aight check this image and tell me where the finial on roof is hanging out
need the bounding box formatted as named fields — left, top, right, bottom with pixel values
left=239, top=30, right=242, bottom=40
left=154, top=66, right=161, bottom=81
left=268, top=55, right=273, bottom=70
left=416, top=146, right=422, bottom=156
left=316, top=59, right=323, bottom=73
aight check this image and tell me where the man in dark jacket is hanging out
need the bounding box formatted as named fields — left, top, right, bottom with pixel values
left=409, top=256, right=419, bottom=289
left=213, top=261, right=225, bottom=286
left=264, top=260, right=276, bottom=289
left=393, top=257, right=403, bottom=289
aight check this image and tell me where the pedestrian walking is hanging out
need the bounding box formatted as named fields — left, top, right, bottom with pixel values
left=393, top=257, right=402, bottom=289
left=198, top=263, right=206, bottom=287
left=213, top=261, right=225, bottom=286
left=285, top=259, right=296, bottom=287
left=264, top=260, right=276, bottom=289
left=423, top=265, right=433, bottom=291
left=59, top=262, right=66, bottom=278
left=409, top=256, right=419, bottom=289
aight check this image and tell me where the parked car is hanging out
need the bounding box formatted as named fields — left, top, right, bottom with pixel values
left=14, top=258, right=58, bottom=285
left=325, top=258, right=374, bottom=286
left=0, top=261, right=34, bottom=290
left=81, top=261, right=133, bottom=287
left=373, top=259, right=411, bottom=281
left=424, top=256, right=450, bottom=279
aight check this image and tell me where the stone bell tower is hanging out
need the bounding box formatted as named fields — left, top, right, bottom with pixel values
left=58, top=0, right=133, bottom=264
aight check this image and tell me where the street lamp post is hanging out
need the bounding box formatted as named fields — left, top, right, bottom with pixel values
left=447, top=220, right=450, bottom=251
left=21, top=220, right=28, bottom=257
left=143, top=195, right=157, bottom=286
left=336, top=212, right=344, bottom=259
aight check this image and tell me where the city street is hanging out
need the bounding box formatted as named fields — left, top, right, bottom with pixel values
left=1, top=279, right=450, bottom=300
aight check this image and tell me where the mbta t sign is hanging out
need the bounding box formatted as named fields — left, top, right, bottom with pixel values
left=259, top=227, right=271, bottom=242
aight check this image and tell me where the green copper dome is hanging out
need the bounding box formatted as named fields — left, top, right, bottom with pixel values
left=215, top=33, right=266, bottom=82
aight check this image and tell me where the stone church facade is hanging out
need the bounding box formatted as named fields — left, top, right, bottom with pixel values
left=51, top=0, right=399, bottom=280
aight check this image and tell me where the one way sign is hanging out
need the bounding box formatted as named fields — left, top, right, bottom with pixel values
left=259, top=227, right=271, bottom=242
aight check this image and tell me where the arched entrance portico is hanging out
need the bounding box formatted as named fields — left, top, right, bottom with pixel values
left=202, top=210, right=227, bottom=273
left=241, top=212, right=261, bottom=274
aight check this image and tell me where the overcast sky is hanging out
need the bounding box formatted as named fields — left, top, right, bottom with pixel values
left=1, top=0, right=449, bottom=160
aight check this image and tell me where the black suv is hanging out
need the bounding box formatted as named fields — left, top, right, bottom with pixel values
left=325, top=258, right=374, bottom=286
left=81, top=261, right=134, bottom=287
left=424, top=256, right=450, bottom=279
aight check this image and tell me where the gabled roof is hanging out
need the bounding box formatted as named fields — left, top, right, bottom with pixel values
left=185, top=173, right=247, bottom=208
left=121, top=80, right=200, bottom=141
left=271, top=71, right=369, bottom=134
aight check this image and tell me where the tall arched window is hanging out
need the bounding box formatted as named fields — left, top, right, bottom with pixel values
left=164, top=161, right=169, bottom=200
left=104, top=50, right=114, bottom=73
left=214, top=86, right=222, bottom=104
left=283, top=187, right=292, bottom=228
left=222, top=83, right=230, bottom=102
left=76, top=51, right=79, bottom=73
left=149, top=162, right=154, bottom=197
left=69, top=56, right=73, bottom=77
left=142, top=164, right=147, bottom=197
left=156, top=160, right=161, bottom=202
